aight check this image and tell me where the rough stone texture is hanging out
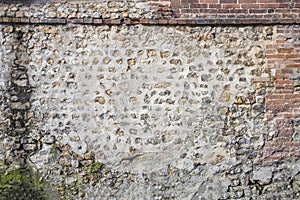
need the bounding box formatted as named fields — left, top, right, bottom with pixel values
left=0, top=2, right=299, bottom=199
left=0, top=23, right=299, bottom=199
left=0, top=1, right=299, bottom=25
left=0, top=1, right=154, bottom=20
left=27, top=25, right=268, bottom=169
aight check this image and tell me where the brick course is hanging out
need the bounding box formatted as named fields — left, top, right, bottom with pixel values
left=0, top=1, right=299, bottom=25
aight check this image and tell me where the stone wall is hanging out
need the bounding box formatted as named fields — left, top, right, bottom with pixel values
left=0, top=0, right=299, bottom=25
left=0, top=1, right=299, bottom=200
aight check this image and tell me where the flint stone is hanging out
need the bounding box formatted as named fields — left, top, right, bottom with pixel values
left=252, top=167, right=273, bottom=185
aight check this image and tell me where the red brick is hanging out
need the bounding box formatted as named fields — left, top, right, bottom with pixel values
left=266, top=44, right=280, bottom=49
left=291, top=8, right=300, bottom=13
left=266, top=49, right=276, bottom=54
left=266, top=54, right=286, bottom=59
left=93, top=18, right=103, bottom=24
left=123, top=19, right=132, bottom=24
left=148, top=19, right=158, bottom=24
left=286, top=64, right=300, bottom=68
left=218, top=8, right=244, bottom=13
left=276, top=0, right=292, bottom=3
left=180, top=3, right=190, bottom=8
left=181, top=8, right=200, bottom=13
left=276, top=8, right=292, bottom=13
left=249, top=8, right=268, bottom=13
left=259, top=3, right=279, bottom=8
left=138, top=19, right=149, bottom=24
left=222, top=4, right=241, bottom=8
left=168, top=19, right=178, bottom=24
left=241, top=3, right=259, bottom=8
left=190, top=3, right=208, bottom=8
left=158, top=19, right=169, bottom=24
left=279, top=3, right=293, bottom=8
left=277, top=48, right=294, bottom=54
left=209, top=4, right=222, bottom=8
left=266, top=94, right=285, bottom=100
left=199, top=0, right=218, bottom=2
left=263, top=13, right=281, bottom=18
left=171, top=2, right=182, bottom=9
left=257, top=18, right=272, bottom=24
left=274, top=99, right=287, bottom=105
left=265, top=155, right=281, bottom=161
left=185, top=19, right=197, bottom=25
left=280, top=68, right=294, bottom=74
left=199, top=8, right=218, bottom=13
left=177, top=19, right=187, bottom=24
left=282, top=13, right=298, bottom=18
left=68, top=19, right=83, bottom=24
left=184, top=0, right=198, bottom=3
left=286, top=54, right=300, bottom=59
left=274, top=88, right=294, bottom=94
left=220, top=0, right=237, bottom=4
left=197, top=19, right=217, bottom=24
left=258, top=0, right=277, bottom=3
left=288, top=95, right=300, bottom=100
left=275, top=79, right=293, bottom=85
left=47, top=18, right=66, bottom=24
left=240, top=0, right=257, bottom=3
left=269, top=17, right=283, bottom=23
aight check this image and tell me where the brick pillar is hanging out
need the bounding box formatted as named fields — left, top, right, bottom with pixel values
left=264, top=25, right=300, bottom=164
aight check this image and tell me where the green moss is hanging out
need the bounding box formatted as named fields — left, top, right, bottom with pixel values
left=0, top=168, right=47, bottom=200
left=88, top=161, right=103, bottom=174
left=51, top=143, right=57, bottom=154
left=0, top=170, right=29, bottom=188
left=33, top=176, right=44, bottom=190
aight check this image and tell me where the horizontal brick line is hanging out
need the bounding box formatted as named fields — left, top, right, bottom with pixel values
left=0, top=17, right=299, bottom=25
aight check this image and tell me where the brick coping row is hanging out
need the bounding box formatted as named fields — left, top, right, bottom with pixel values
left=0, top=17, right=299, bottom=25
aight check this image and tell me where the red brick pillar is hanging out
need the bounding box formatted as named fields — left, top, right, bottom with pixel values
left=264, top=25, right=300, bottom=164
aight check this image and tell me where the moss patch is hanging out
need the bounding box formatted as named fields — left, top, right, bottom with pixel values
left=88, top=161, right=103, bottom=175
left=0, top=167, right=47, bottom=200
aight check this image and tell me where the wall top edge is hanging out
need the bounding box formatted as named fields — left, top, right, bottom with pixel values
left=0, top=17, right=299, bottom=26
left=0, top=1, right=299, bottom=25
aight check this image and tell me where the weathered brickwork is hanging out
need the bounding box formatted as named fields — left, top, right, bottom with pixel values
left=0, top=1, right=299, bottom=200
left=262, top=25, right=300, bottom=166
left=171, top=0, right=300, bottom=20
left=0, top=0, right=299, bottom=25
